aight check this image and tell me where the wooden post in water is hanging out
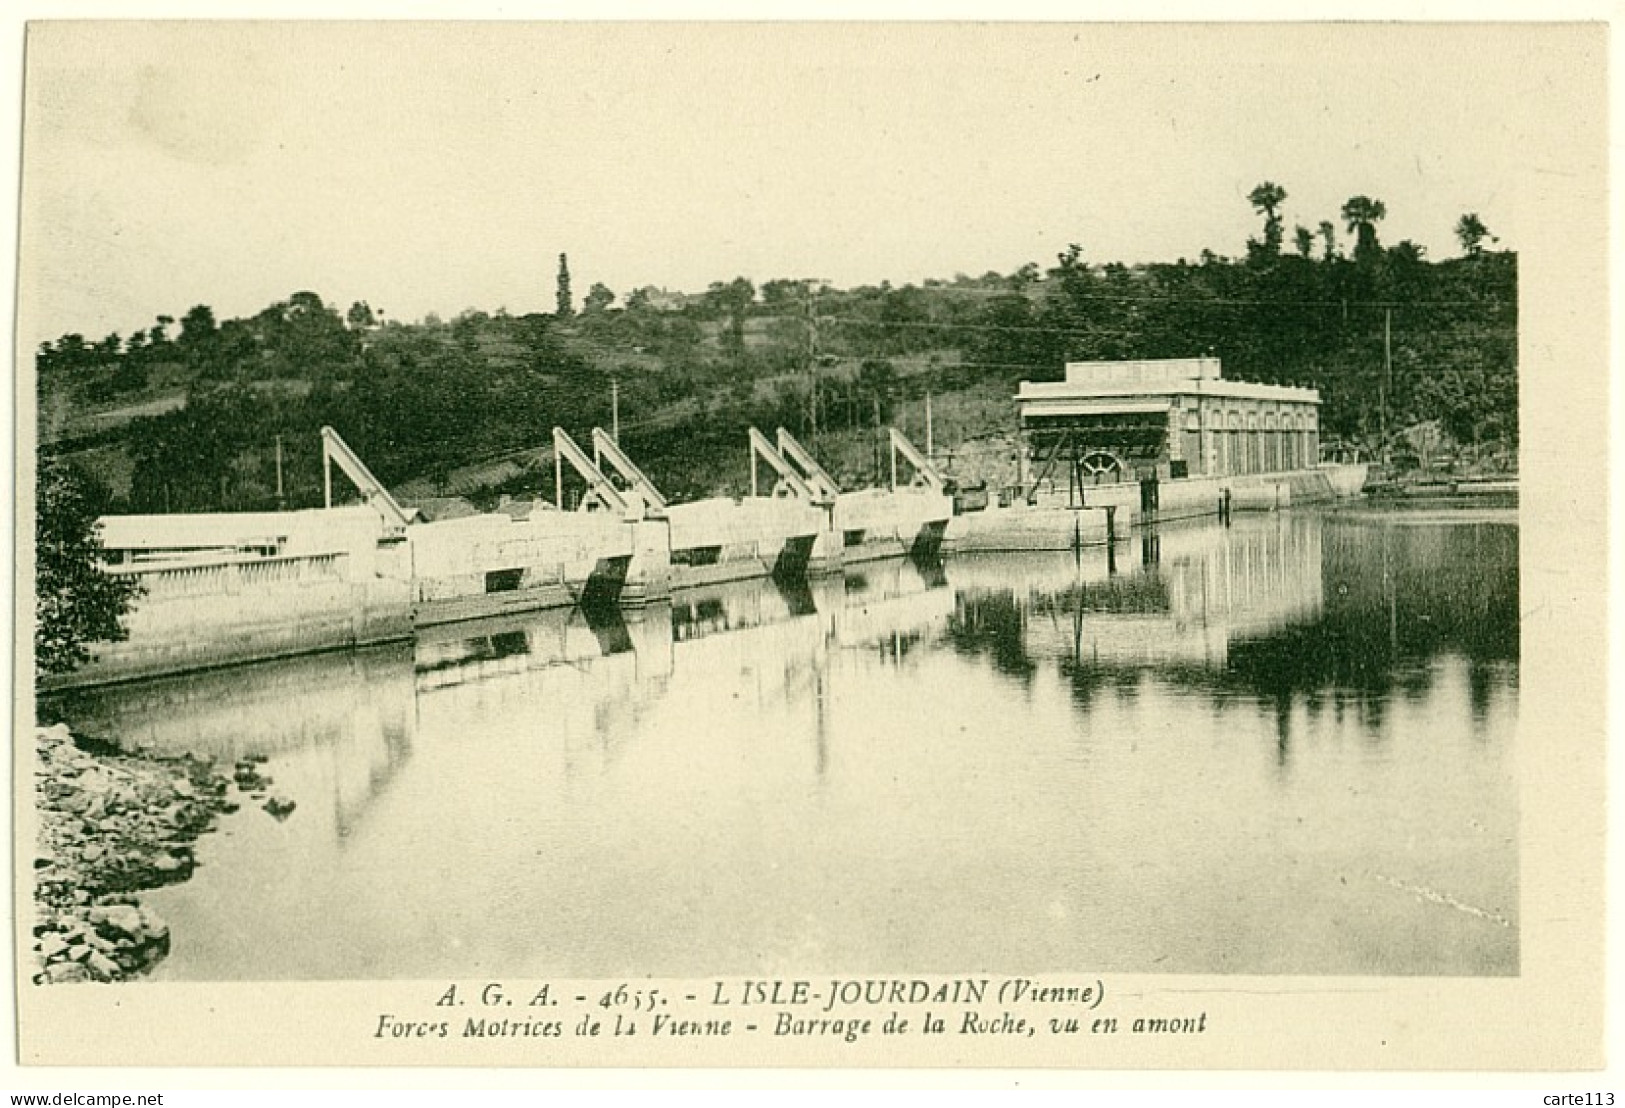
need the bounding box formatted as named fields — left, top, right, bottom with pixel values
left=1105, top=506, right=1117, bottom=576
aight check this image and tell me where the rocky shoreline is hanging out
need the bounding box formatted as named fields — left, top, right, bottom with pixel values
left=31, top=722, right=294, bottom=983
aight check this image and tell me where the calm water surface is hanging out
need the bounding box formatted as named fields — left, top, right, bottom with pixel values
left=58, top=507, right=1519, bottom=979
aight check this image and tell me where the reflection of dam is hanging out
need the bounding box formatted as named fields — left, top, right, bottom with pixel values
left=61, top=516, right=1322, bottom=843
left=55, top=644, right=418, bottom=840
left=63, top=562, right=962, bottom=818
left=818, top=558, right=954, bottom=652
left=949, top=514, right=1324, bottom=671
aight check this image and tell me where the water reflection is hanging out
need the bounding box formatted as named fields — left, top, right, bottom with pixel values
left=945, top=512, right=1517, bottom=745
left=56, top=645, right=419, bottom=842
left=50, top=510, right=1518, bottom=979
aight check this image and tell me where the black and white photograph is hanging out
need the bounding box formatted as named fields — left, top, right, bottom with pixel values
left=10, top=16, right=1608, bottom=1076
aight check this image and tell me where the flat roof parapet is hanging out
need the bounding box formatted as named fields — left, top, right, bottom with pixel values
left=1020, top=356, right=1319, bottom=408
left=1063, top=357, right=1222, bottom=386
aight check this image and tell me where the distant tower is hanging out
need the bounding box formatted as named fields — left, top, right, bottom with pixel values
left=556, top=254, right=574, bottom=318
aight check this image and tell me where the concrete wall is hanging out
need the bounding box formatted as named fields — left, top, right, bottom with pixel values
left=1027, top=467, right=1348, bottom=524
left=1320, top=463, right=1371, bottom=498
left=1043, top=473, right=1283, bottom=523
left=51, top=464, right=1364, bottom=690
left=666, top=497, right=827, bottom=587
left=832, top=488, right=954, bottom=563
left=410, top=510, right=635, bottom=623
left=45, top=548, right=413, bottom=691
left=945, top=506, right=1114, bottom=553
left=947, top=464, right=1352, bottom=553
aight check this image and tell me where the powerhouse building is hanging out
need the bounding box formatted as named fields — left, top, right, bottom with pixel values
left=1016, top=358, right=1321, bottom=483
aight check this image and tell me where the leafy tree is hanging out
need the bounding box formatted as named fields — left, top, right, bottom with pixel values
left=760, top=278, right=810, bottom=308
left=583, top=282, right=616, bottom=313
left=1383, top=241, right=1428, bottom=302
left=250, top=291, right=356, bottom=379
left=1318, top=221, right=1339, bottom=260
left=1293, top=225, right=1315, bottom=259
left=704, top=277, right=756, bottom=356
left=347, top=301, right=377, bottom=329
left=1454, top=212, right=1493, bottom=256
left=34, top=455, right=142, bottom=679
left=1247, top=181, right=1288, bottom=258
left=179, top=304, right=217, bottom=347
left=1341, top=195, right=1388, bottom=264
left=556, top=254, right=574, bottom=317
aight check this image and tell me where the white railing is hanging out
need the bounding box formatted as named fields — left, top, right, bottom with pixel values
left=109, top=551, right=349, bottom=602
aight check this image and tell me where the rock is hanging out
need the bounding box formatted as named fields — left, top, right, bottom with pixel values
left=149, top=851, right=188, bottom=875
left=85, top=951, right=121, bottom=979
left=34, top=723, right=241, bottom=986
left=263, top=796, right=297, bottom=820
left=89, top=903, right=144, bottom=938
left=45, top=962, right=90, bottom=984
left=139, top=906, right=169, bottom=943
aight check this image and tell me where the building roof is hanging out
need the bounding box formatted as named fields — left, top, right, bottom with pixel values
left=1017, top=357, right=1319, bottom=410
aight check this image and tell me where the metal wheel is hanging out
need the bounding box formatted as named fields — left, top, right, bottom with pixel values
left=1079, top=450, right=1125, bottom=484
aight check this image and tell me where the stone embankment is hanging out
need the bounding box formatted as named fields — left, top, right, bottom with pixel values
left=31, top=722, right=294, bottom=983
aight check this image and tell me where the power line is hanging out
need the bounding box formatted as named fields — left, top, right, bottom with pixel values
left=814, top=288, right=1516, bottom=309
left=814, top=314, right=1517, bottom=339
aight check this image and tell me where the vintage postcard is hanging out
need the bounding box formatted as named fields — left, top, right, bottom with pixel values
left=9, top=18, right=1609, bottom=1075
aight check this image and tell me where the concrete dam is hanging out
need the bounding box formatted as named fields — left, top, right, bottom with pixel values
left=47, top=357, right=1369, bottom=691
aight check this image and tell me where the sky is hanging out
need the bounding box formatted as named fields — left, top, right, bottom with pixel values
left=14, top=20, right=1595, bottom=347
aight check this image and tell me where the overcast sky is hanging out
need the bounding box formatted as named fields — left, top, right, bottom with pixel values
left=16, top=21, right=1587, bottom=346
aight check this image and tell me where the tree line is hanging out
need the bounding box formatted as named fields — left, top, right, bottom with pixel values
left=37, top=185, right=1514, bottom=515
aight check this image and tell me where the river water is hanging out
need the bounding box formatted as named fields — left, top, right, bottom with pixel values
left=56, top=506, right=1519, bottom=980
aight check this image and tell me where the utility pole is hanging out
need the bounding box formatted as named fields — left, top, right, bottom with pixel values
left=1381, top=307, right=1392, bottom=460
left=611, top=379, right=620, bottom=443
left=806, top=279, right=826, bottom=448
left=873, top=394, right=882, bottom=484
left=275, top=434, right=285, bottom=510
left=925, top=392, right=934, bottom=459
